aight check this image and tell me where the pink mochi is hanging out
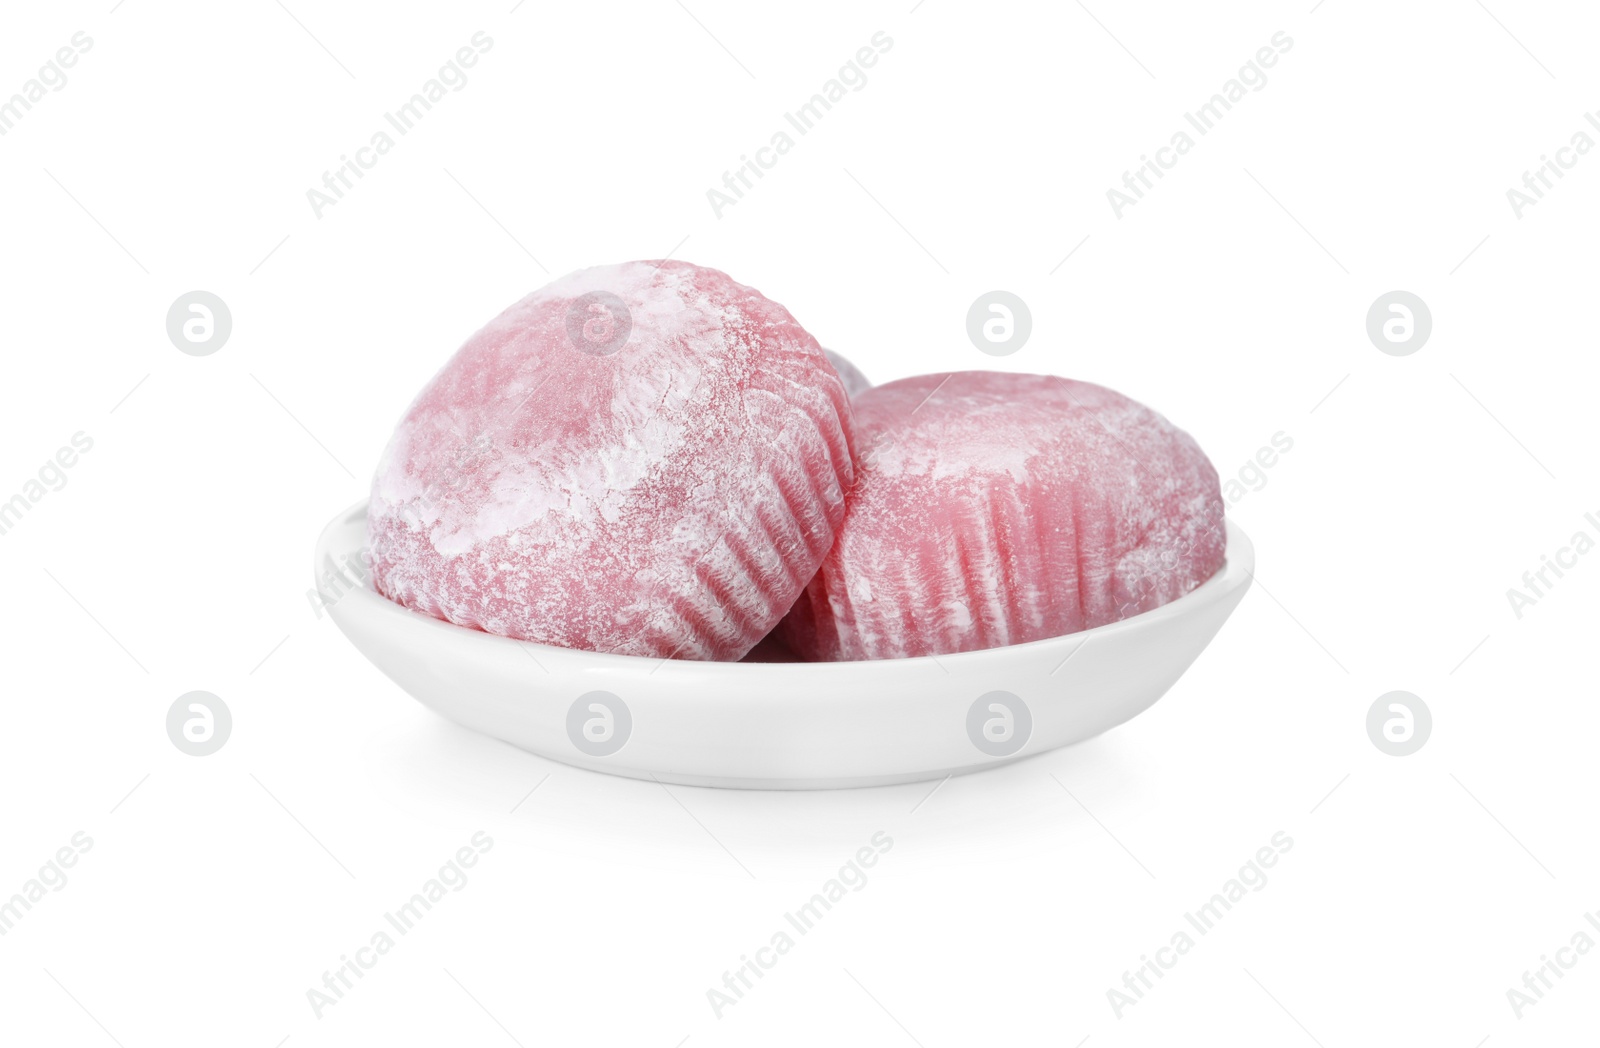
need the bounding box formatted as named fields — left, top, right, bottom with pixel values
left=775, top=371, right=1225, bottom=661
left=367, top=260, right=856, bottom=661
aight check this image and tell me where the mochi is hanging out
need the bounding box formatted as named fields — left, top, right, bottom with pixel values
left=367, top=260, right=856, bottom=661
left=823, top=349, right=872, bottom=398
left=775, top=371, right=1224, bottom=661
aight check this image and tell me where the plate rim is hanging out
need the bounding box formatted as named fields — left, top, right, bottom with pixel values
left=317, top=500, right=1253, bottom=677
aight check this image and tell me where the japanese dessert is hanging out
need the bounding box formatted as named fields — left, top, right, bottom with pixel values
left=823, top=349, right=872, bottom=398
left=774, top=371, right=1224, bottom=661
left=367, top=259, right=1224, bottom=665
left=367, top=261, right=856, bottom=661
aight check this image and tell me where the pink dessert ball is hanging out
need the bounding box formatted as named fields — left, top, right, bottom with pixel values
left=368, top=260, right=856, bottom=661
left=775, top=371, right=1225, bottom=661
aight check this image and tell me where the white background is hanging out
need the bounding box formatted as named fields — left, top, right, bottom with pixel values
left=1, top=0, right=1596, bottom=1044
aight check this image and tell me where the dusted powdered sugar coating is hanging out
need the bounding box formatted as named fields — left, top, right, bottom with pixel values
left=368, top=260, right=856, bottom=661
left=776, top=371, right=1225, bottom=661
left=823, top=349, right=873, bottom=398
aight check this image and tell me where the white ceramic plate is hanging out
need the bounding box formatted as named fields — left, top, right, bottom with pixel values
left=317, top=501, right=1253, bottom=789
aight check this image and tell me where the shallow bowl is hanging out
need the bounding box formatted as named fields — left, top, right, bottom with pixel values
left=317, top=502, right=1253, bottom=789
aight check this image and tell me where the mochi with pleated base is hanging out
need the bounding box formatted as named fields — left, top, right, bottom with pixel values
left=775, top=371, right=1224, bottom=661
left=368, top=260, right=856, bottom=661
